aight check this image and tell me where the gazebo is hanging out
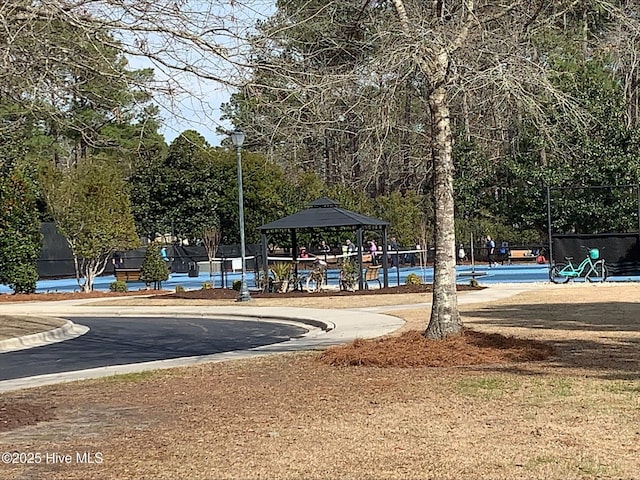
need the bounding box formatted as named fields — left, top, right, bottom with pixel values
left=258, top=197, right=391, bottom=290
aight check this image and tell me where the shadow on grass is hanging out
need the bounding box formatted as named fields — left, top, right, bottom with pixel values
left=462, top=302, right=640, bottom=332
left=475, top=336, right=640, bottom=381
left=455, top=301, right=640, bottom=379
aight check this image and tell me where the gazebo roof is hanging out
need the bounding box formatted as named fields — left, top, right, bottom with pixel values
left=258, top=197, right=389, bottom=231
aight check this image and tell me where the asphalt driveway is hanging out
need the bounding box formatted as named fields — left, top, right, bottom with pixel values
left=0, top=316, right=307, bottom=381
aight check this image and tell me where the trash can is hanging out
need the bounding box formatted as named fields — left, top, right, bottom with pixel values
left=188, top=262, right=199, bottom=277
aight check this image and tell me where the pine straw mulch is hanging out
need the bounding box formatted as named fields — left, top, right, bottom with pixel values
left=320, top=328, right=555, bottom=367
left=0, top=283, right=478, bottom=303
left=161, top=282, right=479, bottom=300
left=0, top=289, right=166, bottom=303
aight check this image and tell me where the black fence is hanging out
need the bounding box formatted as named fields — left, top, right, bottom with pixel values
left=552, top=233, right=640, bottom=276
left=36, top=222, right=261, bottom=279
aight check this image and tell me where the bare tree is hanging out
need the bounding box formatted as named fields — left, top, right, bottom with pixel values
left=0, top=1, right=270, bottom=136
left=202, top=223, right=221, bottom=283
left=224, top=1, right=433, bottom=194
left=233, top=0, right=639, bottom=339
left=383, top=0, right=640, bottom=338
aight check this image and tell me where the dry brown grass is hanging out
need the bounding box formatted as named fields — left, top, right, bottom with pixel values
left=0, top=317, right=66, bottom=340
left=2, top=283, right=640, bottom=480
left=91, top=291, right=433, bottom=309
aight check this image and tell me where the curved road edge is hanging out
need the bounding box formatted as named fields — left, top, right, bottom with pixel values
left=0, top=307, right=403, bottom=393
left=0, top=319, right=89, bottom=354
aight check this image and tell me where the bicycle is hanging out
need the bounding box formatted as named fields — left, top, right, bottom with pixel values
left=303, top=259, right=327, bottom=293
left=281, top=259, right=327, bottom=293
left=549, top=246, right=608, bottom=284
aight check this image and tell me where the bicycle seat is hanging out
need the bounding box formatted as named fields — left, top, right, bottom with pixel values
left=564, top=256, right=573, bottom=261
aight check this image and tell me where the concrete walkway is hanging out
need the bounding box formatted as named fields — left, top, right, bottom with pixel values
left=0, top=283, right=544, bottom=392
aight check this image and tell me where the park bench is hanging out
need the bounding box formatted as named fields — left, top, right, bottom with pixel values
left=363, top=264, right=382, bottom=289
left=507, top=249, right=536, bottom=264
left=114, top=268, right=142, bottom=282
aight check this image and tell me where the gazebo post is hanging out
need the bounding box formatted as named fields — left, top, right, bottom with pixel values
left=260, top=232, right=268, bottom=291
left=382, top=226, right=389, bottom=288
left=291, top=228, right=298, bottom=283
left=357, top=227, right=364, bottom=290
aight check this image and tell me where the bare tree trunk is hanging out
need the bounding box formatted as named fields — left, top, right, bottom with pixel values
left=390, top=0, right=462, bottom=339
left=425, top=85, right=462, bottom=339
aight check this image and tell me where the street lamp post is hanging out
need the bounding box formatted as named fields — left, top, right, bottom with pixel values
left=230, top=129, right=252, bottom=302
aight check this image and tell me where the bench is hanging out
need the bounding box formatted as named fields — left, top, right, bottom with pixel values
left=507, top=249, right=536, bottom=264
left=114, top=268, right=141, bottom=282
left=363, top=265, right=382, bottom=289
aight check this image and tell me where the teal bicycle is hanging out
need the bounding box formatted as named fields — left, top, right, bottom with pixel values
left=549, top=247, right=607, bottom=284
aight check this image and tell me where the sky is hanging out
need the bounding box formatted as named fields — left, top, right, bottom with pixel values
left=155, top=84, right=234, bottom=147
left=126, top=1, right=276, bottom=148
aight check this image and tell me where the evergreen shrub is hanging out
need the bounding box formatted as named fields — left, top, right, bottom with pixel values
left=109, top=281, right=128, bottom=292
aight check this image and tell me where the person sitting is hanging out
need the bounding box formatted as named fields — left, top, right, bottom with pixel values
left=299, top=247, right=310, bottom=259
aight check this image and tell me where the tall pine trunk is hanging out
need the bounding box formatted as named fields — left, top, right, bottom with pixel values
left=425, top=84, right=462, bottom=339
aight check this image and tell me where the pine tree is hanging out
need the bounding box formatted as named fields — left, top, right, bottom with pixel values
left=140, top=242, right=169, bottom=290
left=0, top=135, right=41, bottom=294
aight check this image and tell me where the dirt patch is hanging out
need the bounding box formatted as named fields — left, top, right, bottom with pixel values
left=0, top=401, right=56, bottom=432
left=320, top=329, right=555, bottom=367
left=0, top=284, right=479, bottom=304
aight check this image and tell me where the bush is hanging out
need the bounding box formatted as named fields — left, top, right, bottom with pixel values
left=140, top=242, right=169, bottom=290
left=405, top=273, right=422, bottom=285
left=232, top=280, right=242, bottom=291
left=339, top=259, right=359, bottom=291
left=4, top=263, right=39, bottom=294
left=109, top=281, right=128, bottom=292
left=201, top=282, right=213, bottom=290
left=269, top=262, right=293, bottom=282
left=175, top=285, right=185, bottom=293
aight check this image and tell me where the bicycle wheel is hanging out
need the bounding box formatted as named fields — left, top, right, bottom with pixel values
left=586, top=260, right=608, bottom=283
left=306, top=274, right=321, bottom=293
left=549, top=263, right=570, bottom=284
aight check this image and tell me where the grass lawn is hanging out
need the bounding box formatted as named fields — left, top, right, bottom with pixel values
left=1, top=283, right=639, bottom=479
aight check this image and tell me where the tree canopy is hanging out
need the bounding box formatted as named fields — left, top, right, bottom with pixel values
left=43, top=156, right=140, bottom=292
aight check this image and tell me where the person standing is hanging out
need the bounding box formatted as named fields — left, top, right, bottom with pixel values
left=368, top=239, right=378, bottom=265
left=389, top=236, right=399, bottom=267
left=457, top=244, right=466, bottom=264
left=344, top=239, right=357, bottom=255
left=318, top=240, right=330, bottom=256
left=486, top=235, right=496, bottom=267
left=499, top=241, right=509, bottom=265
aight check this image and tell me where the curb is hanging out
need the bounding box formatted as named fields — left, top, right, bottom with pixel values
left=0, top=320, right=89, bottom=353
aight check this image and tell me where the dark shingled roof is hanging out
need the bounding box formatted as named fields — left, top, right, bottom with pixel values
left=258, top=197, right=389, bottom=231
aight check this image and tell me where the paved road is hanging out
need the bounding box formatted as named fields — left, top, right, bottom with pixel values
left=0, top=316, right=307, bottom=381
